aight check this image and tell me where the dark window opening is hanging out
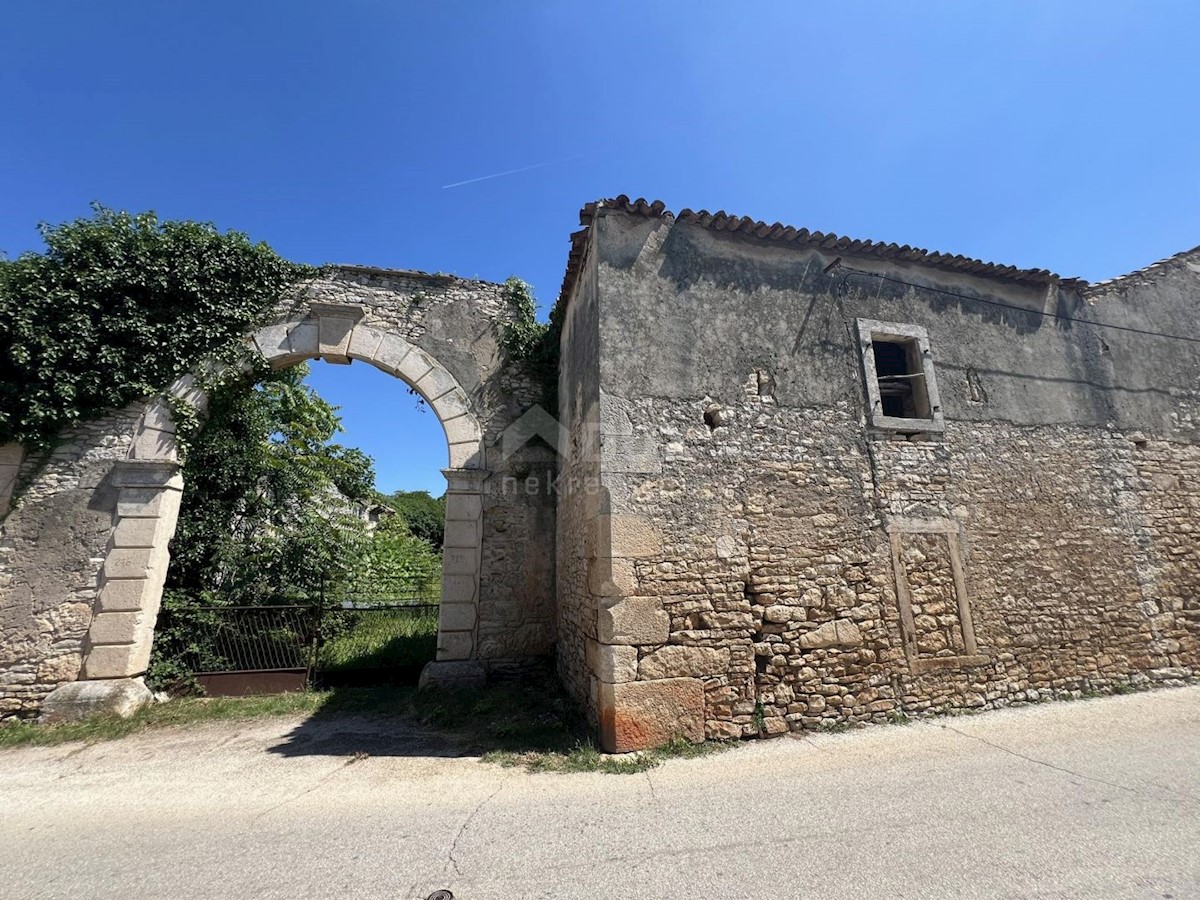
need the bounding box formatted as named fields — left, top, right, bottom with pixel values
left=872, top=338, right=931, bottom=420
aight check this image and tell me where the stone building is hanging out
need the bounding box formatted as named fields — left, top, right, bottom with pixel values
left=555, top=197, right=1199, bottom=751
left=2, top=197, right=1197, bottom=751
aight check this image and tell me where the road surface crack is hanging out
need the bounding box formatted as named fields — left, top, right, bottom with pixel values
left=644, top=768, right=659, bottom=805
left=939, top=722, right=1198, bottom=805
left=251, top=756, right=358, bottom=822
left=447, top=782, right=505, bottom=876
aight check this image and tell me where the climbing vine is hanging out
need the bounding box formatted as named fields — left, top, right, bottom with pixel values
left=0, top=205, right=317, bottom=450
left=499, top=276, right=562, bottom=410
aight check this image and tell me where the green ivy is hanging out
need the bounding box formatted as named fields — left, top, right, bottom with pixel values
left=0, top=205, right=317, bottom=450
left=499, top=276, right=562, bottom=410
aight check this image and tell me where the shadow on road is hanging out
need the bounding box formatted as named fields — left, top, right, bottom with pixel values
left=266, top=658, right=591, bottom=759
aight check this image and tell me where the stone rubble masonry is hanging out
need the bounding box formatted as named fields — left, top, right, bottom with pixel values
left=555, top=238, right=603, bottom=723
left=6, top=212, right=1200, bottom=750
left=553, top=207, right=1200, bottom=752
left=2, top=267, right=557, bottom=718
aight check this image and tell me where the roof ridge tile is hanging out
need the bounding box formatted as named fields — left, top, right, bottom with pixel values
left=557, top=195, right=1114, bottom=311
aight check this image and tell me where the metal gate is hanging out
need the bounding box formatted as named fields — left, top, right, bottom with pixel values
left=154, top=578, right=441, bottom=695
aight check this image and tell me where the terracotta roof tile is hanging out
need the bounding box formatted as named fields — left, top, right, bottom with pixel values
left=1085, top=245, right=1200, bottom=296
left=557, top=195, right=1087, bottom=309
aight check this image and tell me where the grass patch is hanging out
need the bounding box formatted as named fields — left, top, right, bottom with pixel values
left=0, top=671, right=735, bottom=774
left=0, top=691, right=329, bottom=749
left=317, top=607, right=439, bottom=672
left=483, top=736, right=730, bottom=775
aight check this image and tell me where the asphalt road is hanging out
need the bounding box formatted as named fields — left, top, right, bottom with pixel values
left=1, top=686, right=1197, bottom=900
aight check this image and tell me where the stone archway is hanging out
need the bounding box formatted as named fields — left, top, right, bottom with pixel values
left=7, top=265, right=556, bottom=722
left=65, top=302, right=490, bottom=707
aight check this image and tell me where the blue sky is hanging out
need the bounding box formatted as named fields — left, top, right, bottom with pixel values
left=3, top=2, right=1198, bottom=494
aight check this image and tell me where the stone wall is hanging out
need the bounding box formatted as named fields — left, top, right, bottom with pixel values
left=555, top=237, right=603, bottom=719
left=569, top=205, right=1199, bottom=750
left=1, top=266, right=557, bottom=717
left=0, top=407, right=144, bottom=716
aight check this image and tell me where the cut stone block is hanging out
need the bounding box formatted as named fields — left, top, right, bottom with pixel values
left=414, top=364, right=459, bottom=403
left=598, top=678, right=705, bottom=752
left=432, top=388, right=472, bottom=423
left=104, top=549, right=154, bottom=580
left=601, top=434, right=663, bottom=474
left=599, top=391, right=635, bottom=437
left=252, top=321, right=294, bottom=360
left=438, top=603, right=477, bottom=632
left=444, top=492, right=483, bottom=521
left=80, top=644, right=149, bottom=679
left=111, top=460, right=183, bottom=489
left=797, top=619, right=864, bottom=649
left=97, top=579, right=151, bottom=612
left=589, top=557, right=638, bottom=598
left=40, top=678, right=153, bottom=724
left=140, top=399, right=178, bottom=434
left=592, top=515, right=663, bottom=560
left=586, top=640, right=637, bottom=683
left=443, top=519, right=479, bottom=549
left=398, top=349, right=436, bottom=386
left=443, top=547, right=480, bottom=576
left=448, top=440, right=484, bottom=470
left=116, top=487, right=172, bottom=518
left=316, top=317, right=355, bottom=363
left=346, top=324, right=386, bottom=363
left=287, top=320, right=320, bottom=358
left=418, top=660, right=485, bottom=691
left=440, top=574, right=478, bottom=604
left=598, top=597, right=669, bottom=646
left=112, top=517, right=166, bottom=549
left=88, top=611, right=143, bottom=646
left=639, top=645, right=731, bottom=680
left=130, top=426, right=178, bottom=461
left=167, top=374, right=206, bottom=410
left=437, top=631, right=473, bottom=661
left=373, top=333, right=415, bottom=374
left=442, top=414, right=482, bottom=447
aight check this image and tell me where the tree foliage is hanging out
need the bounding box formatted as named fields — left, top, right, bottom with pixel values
left=355, top=512, right=443, bottom=596
left=0, top=205, right=316, bottom=449
left=164, top=362, right=376, bottom=605
left=385, top=489, right=446, bottom=548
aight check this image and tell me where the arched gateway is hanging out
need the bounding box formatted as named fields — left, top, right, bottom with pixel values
left=0, top=267, right=557, bottom=718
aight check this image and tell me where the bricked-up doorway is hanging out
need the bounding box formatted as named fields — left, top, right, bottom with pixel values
left=67, top=302, right=489, bottom=704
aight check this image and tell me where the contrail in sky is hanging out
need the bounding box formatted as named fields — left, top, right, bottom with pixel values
left=441, top=155, right=582, bottom=189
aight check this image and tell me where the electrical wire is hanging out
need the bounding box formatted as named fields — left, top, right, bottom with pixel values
left=831, top=262, right=1200, bottom=346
